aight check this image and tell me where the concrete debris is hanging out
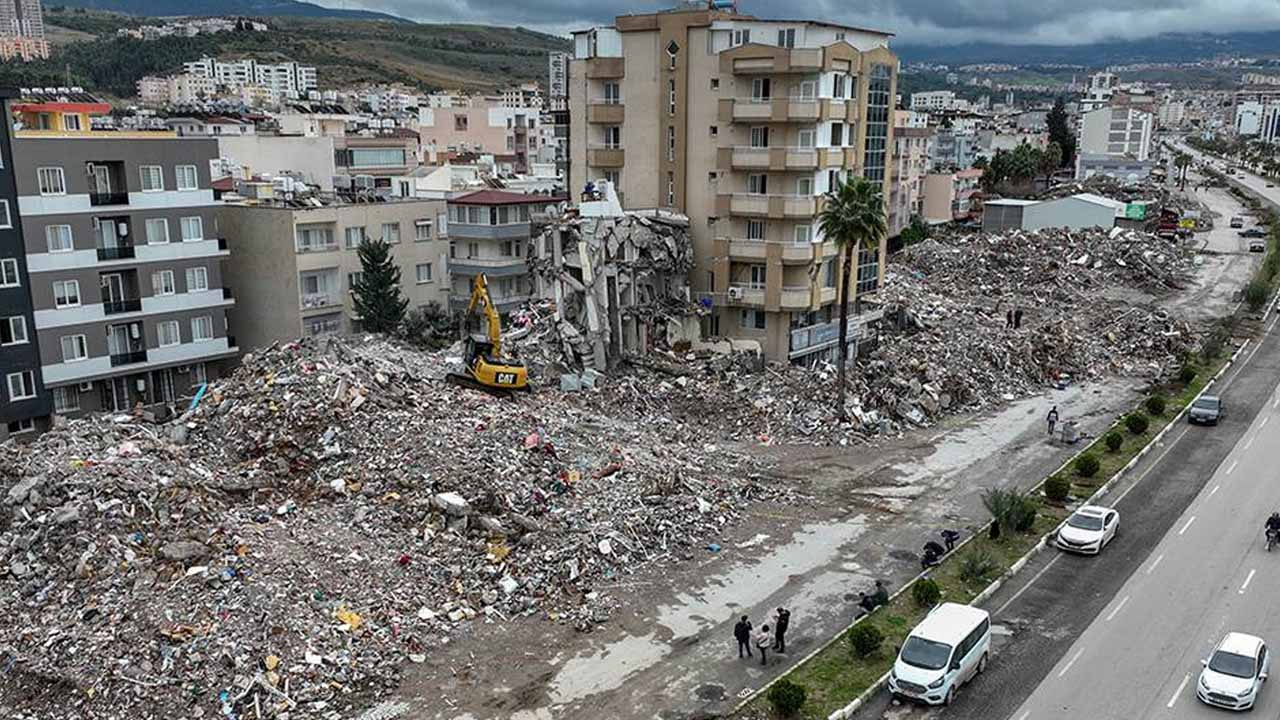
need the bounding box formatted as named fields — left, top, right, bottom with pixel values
left=0, top=336, right=783, bottom=719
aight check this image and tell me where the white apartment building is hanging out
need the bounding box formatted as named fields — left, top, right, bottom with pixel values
left=1079, top=104, right=1153, bottom=161
left=183, top=56, right=317, bottom=98
left=1081, top=71, right=1118, bottom=112
left=500, top=83, right=543, bottom=110
left=909, top=90, right=957, bottom=112
left=549, top=52, right=570, bottom=112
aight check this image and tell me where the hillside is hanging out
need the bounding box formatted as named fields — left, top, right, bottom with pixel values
left=897, top=29, right=1280, bottom=67
left=47, top=0, right=403, bottom=22
left=2, top=10, right=569, bottom=97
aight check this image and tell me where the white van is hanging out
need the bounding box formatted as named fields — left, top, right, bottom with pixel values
left=888, top=602, right=991, bottom=706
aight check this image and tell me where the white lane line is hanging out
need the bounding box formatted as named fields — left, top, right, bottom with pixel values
left=1245, top=435, right=1255, bottom=450
left=1179, top=516, right=1197, bottom=535
left=1209, top=484, right=1221, bottom=498
left=1167, top=674, right=1191, bottom=708
left=1241, top=569, right=1257, bottom=594
left=1057, top=648, right=1084, bottom=678
left=1109, top=426, right=1191, bottom=508
left=1273, top=393, right=1279, bottom=409
left=1146, top=553, right=1165, bottom=575
left=1105, top=595, right=1130, bottom=622
left=993, top=554, right=1062, bottom=617
left=1017, top=712, right=1030, bottom=720
left=1227, top=460, right=1239, bottom=475
left=1263, top=416, right=1271, bottom=429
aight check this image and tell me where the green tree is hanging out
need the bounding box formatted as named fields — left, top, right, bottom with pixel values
left=1047, top=96, right=1076, bottom=168
left=352, top=238, right=409, bottom=333
left=1174, top=152, right=1192, bottom=190
left=1040, top=142, right=1063, bottom=186
left=818, top=177, right=887, bottom=421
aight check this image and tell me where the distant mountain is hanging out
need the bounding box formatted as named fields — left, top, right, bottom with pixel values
left=897, top=30, right=1280, bottom=68
left=50, top=0, right=406, bottom=23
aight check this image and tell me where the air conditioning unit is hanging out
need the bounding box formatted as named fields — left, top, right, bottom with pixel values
left=177, top=365, right=190, bottom=373
left=134, top=379, right=146, bottom=393
left=79, top=382, right=93, bottom=391
left=728, top=286, right=744, bottom=300
left=117, top=222, right=128, bottom=237
left=129, top=324, right=141, bottom=340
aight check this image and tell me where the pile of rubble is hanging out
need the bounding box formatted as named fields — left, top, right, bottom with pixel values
left=0, top=337, right=781, bottom=719
left=1038, top=173, right=1170, bottom=205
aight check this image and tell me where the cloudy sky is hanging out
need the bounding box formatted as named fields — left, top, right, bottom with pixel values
left=320, top=0, right=1280, bottom=45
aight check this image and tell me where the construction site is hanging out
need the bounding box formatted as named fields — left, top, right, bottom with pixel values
left=0, top=171, right=1266, bottom=720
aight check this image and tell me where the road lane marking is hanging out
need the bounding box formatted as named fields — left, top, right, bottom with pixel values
left=1179, top=516, right=1197, bottom=535
left=1263, top=416, right=1270, bottom=429
left=1209, top=484, right=1221, bottom=498
left=1245, top=435, right=1254, bottom=450
left=1146, top=553, right=1165, bottom=575
left=994, top=555, right=1062, bottom=617
left=1105, top=595, right=1130, bottom=622
left=1017, top=712, right=1030, bottom=720
left=1272, top=393, right=1279, bottom=409
left=1241, top=569, right=1257, bottom=594
left=1057, top=648, right=1084, bottom=678
left=1109, top=426, right=1191, bottom=507
left=1167, top=674, right=1190, bottom=708
left=1227, top=460, right=1238, bottom=475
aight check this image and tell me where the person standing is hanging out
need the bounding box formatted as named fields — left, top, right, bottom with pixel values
left=1047, top=405, right=1059, bottom=435
left=941, top=529, right=961, bottom=552
left=755, top=624, right=772, bottom=666
left=733, top=616, right=753, bottom=659
left=774, top=608, right=791, bottom=653
left=1014, top=307, right=1024, bottom=329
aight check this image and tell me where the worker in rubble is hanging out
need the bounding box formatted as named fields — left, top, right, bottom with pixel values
left=1014, top=307, right=1024, bottom=329
left=1047, top=405, right=1060, bottom=436
left=733, top=615, right=753, bottom=659
left=941, top=528, right=961, bottom=552
left=921, top=540, right=946, bottom=569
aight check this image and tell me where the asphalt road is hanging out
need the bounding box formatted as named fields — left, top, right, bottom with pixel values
left=1176, top=141, right=1280, bottom=209
left=852, top=306, right=1280, bottom=720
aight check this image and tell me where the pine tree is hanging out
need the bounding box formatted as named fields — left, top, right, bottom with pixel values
left=1047, top=96, right=1076, bottom=168
left=352, top=238, right=409, bottom=334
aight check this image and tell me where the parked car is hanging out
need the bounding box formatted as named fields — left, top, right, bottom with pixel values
left=1267, top=182, right=1275, bottom=188
left=1056, top=505, right=1119, bottom=555
left=1230, top=216, right=1245, bottom=228
left=1250, top=238, right=1268, bottom=253
left=1239, top=228, right=1268, bottom=238
left=1197, top=632, right=1269, bottom=711
left=889, top=603, right=991, bottom=706
left=1188, top=395, right=1225, bottom=425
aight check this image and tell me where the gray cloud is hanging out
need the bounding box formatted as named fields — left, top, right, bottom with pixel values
left=323, top=0, right=1280, bottom=45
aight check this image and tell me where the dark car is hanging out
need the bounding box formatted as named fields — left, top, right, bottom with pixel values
left=1188, top=395, right=1225, bottom=425
left=1239, top=228, right=1268, bottom=238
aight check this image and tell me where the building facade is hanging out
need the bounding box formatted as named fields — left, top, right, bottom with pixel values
left=909, top=90, right=957, bottom=112
left=12, top=122, right=239, bottom=418
left=0, top=0, right=47, bottom=61
left=889, top=110, right=931, bottom=237
left=568, top=8, right=897, bottom=362
left=1079, top=105, right=1153, bottom=162
left=446, top=190, right=562, bottom=314
left=417, top=101, right=542, bottom=173
left=220, top=196, right=450, bottom=351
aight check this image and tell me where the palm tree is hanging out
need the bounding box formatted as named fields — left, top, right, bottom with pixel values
left=1174, top=152, right=1191, bottom=190
left=817, top=176, right=887, bottom=421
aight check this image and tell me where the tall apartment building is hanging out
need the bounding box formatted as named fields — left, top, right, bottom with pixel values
left=11, top=93, right=239, bottom=419
left=1079, top=104, right=1153, bottom=161
left=446, top=190, right=562, bottom=314
left=889, top=109, right=931, bottom=237
left=549, top=52, right=570, bottom=112
left=418, top=101, right=542, bottom=173
left=909, top=90, right=957, bottom=112
left=220, top=194, right=450, bottom=350
left=569, top=8, right=897, bottom=363
left=0, top=0, right=48, bottom=61
left=0, top=90, right=51, bottom=440
left=183, top=56, right=317, bottom=98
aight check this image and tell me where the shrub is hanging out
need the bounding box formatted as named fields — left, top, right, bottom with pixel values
left=1145, top=395, right=1167, bottom=416
left=982, top=487, right=1038, bottom=536
left=1200, top=322, right=1231, bottom=362
left=1178, top=364, right=1197, bottom=385
left=1125, top=413, right=1149, bottom=435
left=1074, top=453, right=1100, bottom=478
left=767, top=679, right=807, bottom=716
left=1044, top=473, right=1071, bottom=501
left=958, top=549, right=1001, bottom=588
left=848, top=623, right=884, bottom=657
left=1105, top=431, right=1124, bottom=452
left=912, top=577, right=942, bottom=608
left=1245, top=279, right=1270, bottom=312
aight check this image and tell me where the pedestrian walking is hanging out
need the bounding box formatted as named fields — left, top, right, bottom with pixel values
left=1014, top=307, right=1024, bottom=329
left=941, top=528, right=961, bottom=552
left=774, top=608, right=791, bottom=652
left=1005, top=309, right=1014, bottom=329
left=733, top=615, right=753, bottom=659
left=1047, top=405, right=1059, bottom=435
left=755, top=624, right=772, bottom=666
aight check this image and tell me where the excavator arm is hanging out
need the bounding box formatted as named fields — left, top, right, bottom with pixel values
left=448, top=273, right=529, bottom=394
left=465, top=273, right=503, bottom=357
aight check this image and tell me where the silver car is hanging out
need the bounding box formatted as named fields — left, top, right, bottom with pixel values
left=1188, top=395, right=1224, bottom=425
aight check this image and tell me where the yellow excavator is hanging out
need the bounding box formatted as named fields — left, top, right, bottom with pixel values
left=446, top=273, right=529, bottom=394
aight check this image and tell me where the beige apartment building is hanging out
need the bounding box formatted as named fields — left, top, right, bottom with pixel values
left=220, top=195, right=450, bottom=352
left=569, top=7, right=897, bottom=362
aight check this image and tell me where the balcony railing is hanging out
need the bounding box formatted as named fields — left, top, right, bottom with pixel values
left=301, top=292, right=339, bottom=309
left=109, top=350, right=148, bottom=367
left=103, top=298, right=142, bottom=315
left=97, top=245, right=135, bottom=261
left=89, top=191, right=129, bottom=207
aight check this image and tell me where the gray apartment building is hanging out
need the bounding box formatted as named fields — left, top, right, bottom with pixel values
left=446, top=190, right=562, bottom=313
left=13, top=128, right=238, bottom=417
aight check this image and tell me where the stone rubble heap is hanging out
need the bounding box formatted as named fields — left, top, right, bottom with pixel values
left=0, top=337, right=780, bottom=720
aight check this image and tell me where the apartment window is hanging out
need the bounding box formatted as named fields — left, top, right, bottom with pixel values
left=63, top=113, right=82, bottom=131
left=604, top=125, right=621, bottom=149
left=151, top=270, right=176, bottom=296
left=7, top=418, right=34, bottom=434
left=710, top=78, right=720, bottom=90
left=176, top=165, right=198, bottom=191
left=836, top=31, right=846, bottom=41
left=0, top=316, right=27, bottom=345
left=140, top=165, right=164, bottom=192
left=824, top=260, right=836, bottom=288
left=53, top=386, right=80, bottom=414
left=604, top=170, right=620, bottom=187
left=0, top=258, right=18, bottom=287
left=797, top=81, right=817, bottom=101
left=603, top=82, right=621, bottom=104
left=669, top=79, right=676, bottom=116
left=731, top=28, right=751, bottom=46
left=467, top=241, right=479, bottom=258
left=381, top=222, right=401, bottom=244
left=666, top=172, right=675, bottom=207
left=739, top=309, right=766, bottom=330
left=6, top=371, right=36, bottom=401
left=53, top=280, right=80, bottom=308
left=45, top=225, right=74, bottom=253
left=344, top=226, right=365, bottom=249
left=415, top=263, right=433, bottom=284
left=750, top=126, right=770, bottom=148
left=833, top=75, right=847, bottom=99
left=193, top=363, right=207, bottom=385
left=347, top=271, right=363, bottom=290
left=793, top=224, right=812, bottom=245
left=796, top=177, right=813, bottom=195
left=60, top=334, right=88, bottom=363
left=831, top=122, right=845, bottom=146
left=186, top=266, right=209, bottom=292
left=191, top=316, right=214, bottom=342
left=857, top=243, right=880, bottom=294
left=415, top=221, right=432, bottom=242
left=505, top=136, right=514, bottom=152
left=37, top=167, right=66, bottom=196
left=145, top=218, right=170, bottom=245
left=0, top=200, right=9, bottom=230
left=746, top=219, right=766, bottom=240
left=500, top=240, right=515, bottom=256
left=180, top=216, right=203, bottom=242
left=798, top=129, right=816, bottom=148
left=667, top=126, right=676, bottom=161
left=749, top=264, right=767, bottom=287
left=777, top=28, right=796, bottom=48
left=157, top=320, right=181, bottom=347
left=752, top=78, right=771, bottom=101
left=747, top=173, right=768, bottom=194
left=709, top=125, right=718, bottom=137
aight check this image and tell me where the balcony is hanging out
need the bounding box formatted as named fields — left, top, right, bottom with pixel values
left=103, top=298, right=142, bottom=315
left=587, top=102, right=625, bottom=124
left=587, top=146, right=625, bottom=168
left=719, top=47, right=823, bottom=75
left=583, top=57, right=625, bottom=79
left=725, top=146, right=819, bottom=171
left=89, top=191, right=129, bottom=207
left=726, top=98, right=820, bottom=123
left=97, top=245, right=136, bottom=261
left=301, top=292, right=340, bottom=311
left=727, top=238, right=767, bottom=260
left=780, top=285, right=813, bottom=309
left=716, top=193, right=822, bottom=219
left=726, top=284, right=765, bottom=306
left=110, top=350, right=148, bottom=367
left=781, top=242, right=817, bottom=262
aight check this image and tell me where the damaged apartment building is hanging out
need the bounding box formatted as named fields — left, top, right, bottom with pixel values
left=568, top=6, right=895, bottom=363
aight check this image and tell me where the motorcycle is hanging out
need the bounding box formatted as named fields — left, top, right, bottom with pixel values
left=1267, top=528, right=1279, bottom=552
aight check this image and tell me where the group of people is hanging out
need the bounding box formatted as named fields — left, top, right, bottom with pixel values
left=921, top=528, right=962, bottom=569
left=733, top=607, right=791, bottom=665
left=1004, top=306, right=1025, bottom=329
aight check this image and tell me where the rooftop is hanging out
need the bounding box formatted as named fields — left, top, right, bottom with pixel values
left=450, top=189, right=566, bottom=206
